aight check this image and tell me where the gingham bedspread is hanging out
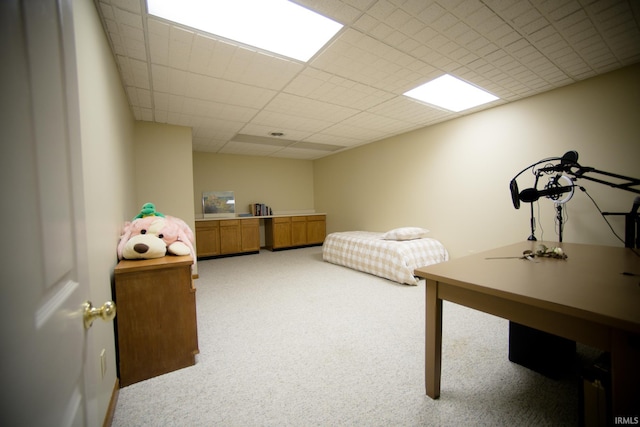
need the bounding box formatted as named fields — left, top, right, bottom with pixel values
left=322, top=231, right=449, bottom=285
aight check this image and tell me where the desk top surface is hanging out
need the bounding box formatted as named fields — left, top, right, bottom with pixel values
left=414, top=241, right=640, bottom=333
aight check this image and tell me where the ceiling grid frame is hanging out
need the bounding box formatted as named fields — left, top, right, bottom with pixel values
left=93, top=0, right=640, bottom=159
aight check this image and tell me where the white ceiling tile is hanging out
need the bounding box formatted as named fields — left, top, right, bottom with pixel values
left=366, top=0, right=396, bottom=20
left=239, top=125, right=310, bottom=142
left=402, top=17, right=428, bottom=37
left=110, top=0, right=141, bottom=13
left=123, top=38, right=147, bottom=62
left=96, top=0, right=640, bottom=159
left=112, top=6, right=141, bottom=29
left=196, top=120, right=246, bottom=140
left=417, top=3, right=447, bottom=25
left=304, top=132, right=363, bottom=147
left=386, top=8, right=413, bottom=28
left=104, top=19, right=121, bottom=39
left=395, top=0, right=429, bottom=17
left=219, top=141, right=283, bottom=156
left=353, top=13, right=379, bottom=32
left=130, top=58, right=150, bottom=89
left=251, top=109, right=335, bottom=134
left=147, top=18, right=170, bottom=37
left=169, top=25, right=195, bottom=44
left=368, top=96, right=449, bottom=124
left=98, top=2, right=115, bottom=20
left=369, top=22, right=395, bottom=39
left=148, top=38, right=169, bottom=65
left=135, top=88, right=152, bottom=109
left=153, top=108, right=168, bottom=123
left=138, top=107, right=153, bottom=122
left=265, top=93, right=359, bottom=122
left=450, top=0, right=484, bottom=19
left=342, top=0, right=377, bottom=11
left=546, top=0, right=584, bottom=21
left=493, top=30, right=524, bottom=49
left=152, top=92, right=168, bottom=110
left=224, top=51, right=304, bottom=90
left=184, top=74, right=277, bottom=109
left=115, top=55, right=134, bottom=86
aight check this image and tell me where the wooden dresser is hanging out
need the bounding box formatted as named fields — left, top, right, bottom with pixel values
left=114, top=255, right=198, bottom=387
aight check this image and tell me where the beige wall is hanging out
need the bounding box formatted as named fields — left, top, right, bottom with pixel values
left=134, top=122, right=195, bottom=229
left=76, top=4, right=198, bottom=423
left=314, top=64, right=640, bottom=259
left=73, top=0, right=136, bottom=424
left=192, top=152, right=315, bottom=217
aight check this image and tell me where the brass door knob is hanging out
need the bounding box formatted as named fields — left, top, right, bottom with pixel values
left=83, top=301, right=116, bottom=329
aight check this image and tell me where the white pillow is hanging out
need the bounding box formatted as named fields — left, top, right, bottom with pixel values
left=381, top=227, right=430, bottom=241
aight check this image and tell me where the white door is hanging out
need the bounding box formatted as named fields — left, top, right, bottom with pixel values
left=1, top=0, right=98, bottom=425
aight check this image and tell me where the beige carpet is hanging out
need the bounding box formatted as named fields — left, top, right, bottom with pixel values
left=112, top=246, right=588, bottom=426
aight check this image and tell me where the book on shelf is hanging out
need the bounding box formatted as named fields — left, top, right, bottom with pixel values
left=250, top=203, right=272, bottom=216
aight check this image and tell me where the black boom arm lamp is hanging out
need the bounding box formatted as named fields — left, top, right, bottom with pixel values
left=509, top=150, right=640, bottom=246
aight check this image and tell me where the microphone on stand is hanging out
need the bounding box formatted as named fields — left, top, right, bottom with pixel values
left=518, top=185, right=575, bottom=203
left=509, top=151, right=580, bottom=209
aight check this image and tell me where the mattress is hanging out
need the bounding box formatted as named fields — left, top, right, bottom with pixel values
left=322, top=231, right=449, bottom=285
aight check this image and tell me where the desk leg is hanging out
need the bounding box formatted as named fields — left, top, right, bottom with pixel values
left=426, top=279, right=442, bottom=399
left=610, top=329, right=640, bottom=417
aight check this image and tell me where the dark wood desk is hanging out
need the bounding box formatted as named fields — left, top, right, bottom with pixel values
left=414, top=241, right=640, bottom=416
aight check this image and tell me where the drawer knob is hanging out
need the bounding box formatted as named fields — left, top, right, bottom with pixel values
left=83, top=301, right=116, bottom=329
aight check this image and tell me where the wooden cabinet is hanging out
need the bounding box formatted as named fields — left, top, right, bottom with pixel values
left=291, top=216, right=307, bottom=246
left=197, top=215, right=325, bottom=255
left=195, top=218, right=260, bottom=259
left=114, top=256, right=198, bottom=387
left=266, top=216, right=291, bottom=249
left=195, top=220, right=220, bottom=257
left=219, top=219, right=241, bottom=254
left=306, top=215, right=327, bottom=245
left=265, top=214, right=326, bottom=250
left=241, top=218, right=260, bottom=252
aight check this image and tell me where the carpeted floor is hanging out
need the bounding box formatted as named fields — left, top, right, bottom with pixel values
left=112, top=246, right=589, bottom=426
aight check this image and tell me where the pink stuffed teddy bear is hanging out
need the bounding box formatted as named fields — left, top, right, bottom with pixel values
left=117, top=215, right=195, bottom=260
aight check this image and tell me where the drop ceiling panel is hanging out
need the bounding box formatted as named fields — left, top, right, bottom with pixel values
left=219, top=140, right=285, bottom=156
left=249, top=109, right=336, bottom=135
left=237, top=124, right=311, bottom=143
left=95, top=0, right=640, bottom=160
left=284, top=68, right=396, bottom=110
left=264, top=93, right=360, bottom=123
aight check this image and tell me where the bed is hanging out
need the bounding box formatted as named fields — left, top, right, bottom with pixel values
left=322, top=227, right=449, bottom=285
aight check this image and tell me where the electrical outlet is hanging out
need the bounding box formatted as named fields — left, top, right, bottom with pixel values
left=100, top=349, right=107, bottom=379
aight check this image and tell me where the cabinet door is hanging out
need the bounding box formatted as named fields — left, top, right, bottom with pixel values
left=272, top=217, right=291, bottom=249
left=195, top=221, right=220, bottom=257
left=219, top=220, right=241, bottom=254
left=307, top=215, right=326, bottom=244
left=291, top=216, right=307, bottom=246
left=241, top=218, right=260, bottom=252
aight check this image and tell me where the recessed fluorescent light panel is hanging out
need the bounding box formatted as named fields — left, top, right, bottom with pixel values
left=146, top=0, right=343, bottom=62
left=404, top=74, right=499, bottom=112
